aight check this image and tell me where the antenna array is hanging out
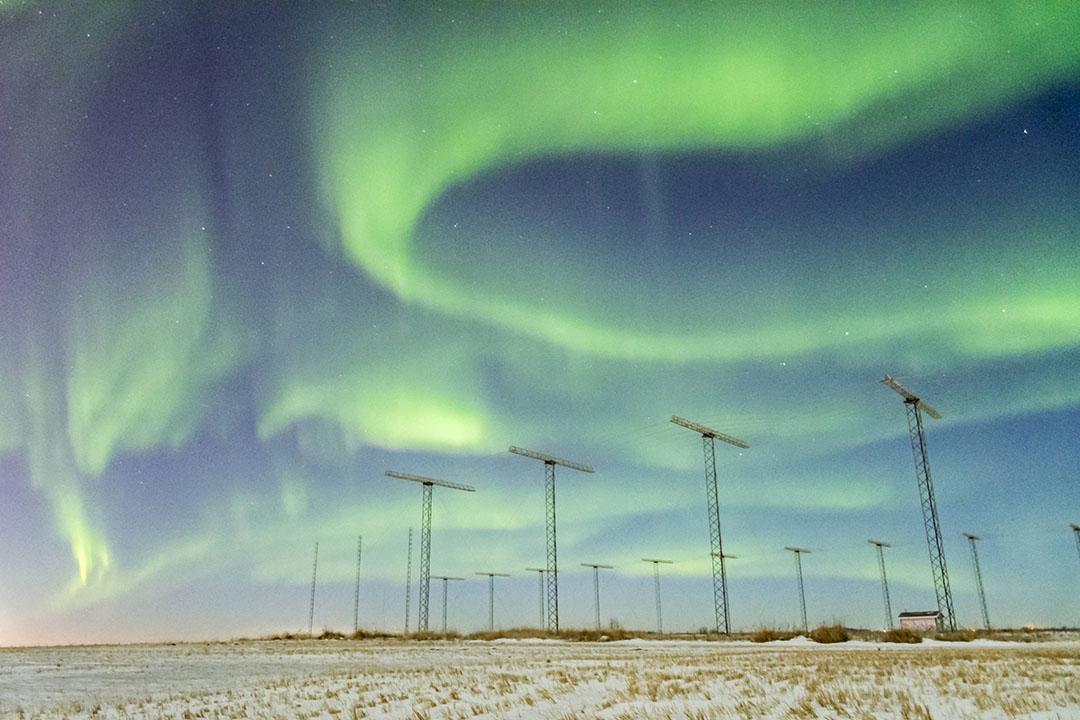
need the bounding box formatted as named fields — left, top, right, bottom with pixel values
left=580, top=563, right=614, bottom=630
left=385, top=471, right=475, bottom=632
left=510, top=446, right=594, bottom=632
left=308, top=541, right=319, bottom=636
left=784, top=546, right=811, bottom=632
left=642, top=558, right=673, bottom=634
left=671, top=415, right=747, bottom=634
left=431, top=575, right=464, bottom=633
left=964, top=533, right=991, bottom=630
left=881, top=374, right=955, bottom=632
left=351, top=536, right=362, bottom=634
left=404, top=528, right=413, bottom=634
left=525, top=567, right=546, bottom=628
left=868, top=540, right=893, bottom=630
left=475, top=572, right=511, bottom=631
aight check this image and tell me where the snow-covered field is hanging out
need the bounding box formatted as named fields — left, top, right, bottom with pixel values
left=2, top=638, right=1078, bottom=719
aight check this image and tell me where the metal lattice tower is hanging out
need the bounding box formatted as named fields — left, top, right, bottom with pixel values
left=404, top=528, right=413, bottom=634
left=510, top=447, right=594, bottom=632
left=868, top=540, right=893, bottom=630
left=785, top=547, right=811, bottom=632
left=881, top=374, right=956, bottom=632
left=1071, top=525, right=1080, bottom=568
left=642, top=558, right=673, bottom=634
left=308, top=541, right=319, bottom=636
left=432, top=576, right=463, bottom=633
left=526, top=567, right=546, bottom=628
left=581, top=563, right=614, bottom=630
left=964, top=533, right=990, bottom=630
left=353, top=535, right=363, bottom=634
left=385, top=471, right=475, bottom=632
left=476, top=572, right=511, bottom=631
left=671, top=416, right=748, bottom=635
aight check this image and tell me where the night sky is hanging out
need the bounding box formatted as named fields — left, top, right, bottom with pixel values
left=2, top=2, right=1079, bottom=645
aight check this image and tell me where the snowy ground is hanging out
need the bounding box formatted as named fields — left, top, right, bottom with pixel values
left=2, top=638, right=1078, bottom=719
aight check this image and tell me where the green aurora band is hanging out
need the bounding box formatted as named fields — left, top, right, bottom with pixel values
left=315, top=2, right=1080, bottom=361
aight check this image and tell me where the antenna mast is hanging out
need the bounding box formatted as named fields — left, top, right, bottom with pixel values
left=526, top=567, right=546, bottom=628
left=308, top=541, right=319, bottom=636
left=964, top=533, right=991, bottom=630
left=671, top=415, right=748, bottom=634
left=1071, top=524, right=1080, bottom=568
left=385, top=471, right=475, bottom=632
left=476, top=572, right=510, bottom=631
left=510, top=446, right=594, bottom=632
left=353, top=535, right=362, bottom=634
left=868, top=540, right=893, bottom=630
left=404, top=528, right=413, bottom=634
left=881, top=374, right=956, bottom=631
left=431, top=576, right=464, bottom=633
left=642, top=558, right=673, bottom=634
left=784, top=547, right=811, bottom=632
left=581, top=563, right=614, bottom=630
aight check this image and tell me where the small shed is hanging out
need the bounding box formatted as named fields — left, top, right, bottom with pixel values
left=898, top=610, right=941, bottom=632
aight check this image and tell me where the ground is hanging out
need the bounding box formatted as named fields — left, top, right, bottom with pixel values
left=2, top=638, right=1078, bottom=719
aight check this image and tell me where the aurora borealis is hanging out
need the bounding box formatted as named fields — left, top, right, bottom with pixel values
left=1, top=2, right=1079, bottom=644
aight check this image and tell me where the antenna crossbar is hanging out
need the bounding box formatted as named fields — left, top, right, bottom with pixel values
left=881, top=375, right=942, bottom=419
left=509, top=446, right=595, bottom=473
left=670, top=416, right=749, bottom=448
left=385, top=470, right=476, bottom=492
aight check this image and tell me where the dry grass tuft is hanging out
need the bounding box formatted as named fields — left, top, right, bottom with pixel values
left=809, top=624, right=850, bottom=644
left=749, top=628, right=797, bottom=643
left=882, top=628, right=923, bottom=644
left=935, top=629, right=978, bottom=642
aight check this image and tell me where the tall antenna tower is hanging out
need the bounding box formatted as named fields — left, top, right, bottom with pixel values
left=509, top=446, right=595, bottom=632
left=881, top=374, right=956, bottom=631
left=476, top=572, right=510, bottom=631
left=385, top=471, right=476, bottom=632
left=868, top=540, right=893, bottom=630
left=1071, top=524, right=1080, bottom=567
left=401, top=526, right=408, bottom=634
left=525, top=567, right=546, bottom=628
left=581, top=563, right=614, bottom=630
left=964, top=533, right=990, bottom=630
left=784, top=547, right=811, bottom=632
left=308, top=541, right=319, bottom=636
left=431, top=575, right=464, bottom=633
left=670, top=415, right=748, bottom=634
left=642, top=558, right=673, bottom=634
left=353, top=535, right=362, bottom=634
